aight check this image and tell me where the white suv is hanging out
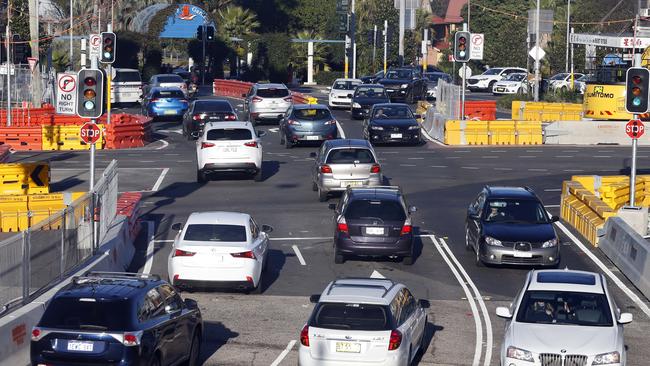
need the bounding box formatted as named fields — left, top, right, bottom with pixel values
left=467, top=67, right=527, bottom=92
left=497, top=269, right=632, bottom=366
left=299, top=278, right=428, bottom=366
left=196, top=121, right=265, bottom=182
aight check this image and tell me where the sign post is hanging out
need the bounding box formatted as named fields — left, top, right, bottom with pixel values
left=80, top=122, right=102, bottom=145
left=626, top=119, right=645, bottom=207
left=470, top=33, right=484, bottom=60
left=56, top=73, right=77, bottom=115
left=89, top=34, right=101, bottom=61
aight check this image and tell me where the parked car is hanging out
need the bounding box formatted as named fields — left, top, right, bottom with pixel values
left=574, top=73, right=594, bottom=94
left=360, top=70, right=385, bottom=84
left=195, top=121, right=265, bottom=182
left=310, top=139, right=382, bottom=201
left=110, top=68, right=142, bottom=105
left=145, top=73, right=188, bottom=97
left=243, top=83, right=293, bottom=125
left=363, top=103, right=422, bottom=145
left=182, top=99, right=238, bottom=139
left=465, top=186, right=560, bottom=267
left=467, top=67, right=527, bottom=92
left=279, top=104, right=338, bottom=148
left=549, top=72, right=585, bottom=92
left=168, top=211, right=272, bottom=293
left=329, top=186, right=417, bottom=264
left=423, top=71, right=452, bottom=100
left=497, top=269, right=632, bottom=366
left=327, top=78, right=363, bottom=108
left=141, top=87, right=189, bottom=121
left=31, top=272, right=202, bottom=366
left=299, top=277, right=428, bottom=366
left=377, top=68, right=427, bottom=103
left=350, top=84, right=391, bottom=120
left=492, top=73, right=531, bottom=95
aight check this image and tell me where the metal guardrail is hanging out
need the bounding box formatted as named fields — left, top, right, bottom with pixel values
left=437, top=79, right=461, bottom=120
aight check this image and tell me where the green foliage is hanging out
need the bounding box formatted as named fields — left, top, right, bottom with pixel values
left=250, top=33, right=292, bottom=82
left=287, top=0, right=337, bottom=36
left=142, top=49, right=162, bottom=80
left=114, top=31, right=143, bottom=69
left=354, top=0, right=400, bottom=76
left=315, top=71, right=345, bottom=86
left=148, top=5, right=176, bottom=38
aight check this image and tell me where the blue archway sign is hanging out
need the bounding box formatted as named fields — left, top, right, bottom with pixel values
left=159, top=4, right=216, bottom=39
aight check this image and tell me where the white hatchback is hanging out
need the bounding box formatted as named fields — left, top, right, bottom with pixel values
left=195, top=121, right=265, bottom=182
left=167, top=211, right=272, bottom=293
left=328, top=78, right=362, bottom=108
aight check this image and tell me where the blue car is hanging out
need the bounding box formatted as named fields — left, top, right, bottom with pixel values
left=142, top=86, right=189, bottom=121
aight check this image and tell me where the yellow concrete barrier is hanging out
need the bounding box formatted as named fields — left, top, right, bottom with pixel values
left=512, top=101, right=583, bottom=122
left=443, top=119, right=543, bottom=145
left=465, top=121, right=489, bottom=145
left=0, top=163, right=49, bottom=195
left=515, top=121, right=543, bottom=145
left=444, top=120, right=463, bottom=145
left=0, top=192, right=87, bottom=232
left=488, top=121, right=516, bottom=145
left=0, top=195, right=29, bottom=232
left=42, top=124, right=105, bottom=150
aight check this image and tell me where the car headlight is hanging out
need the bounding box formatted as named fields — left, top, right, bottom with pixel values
left=408, top=125, right=420, bottom=130
left=401, top=84, right=409, bottom=89
left=593, top=351, right=620, bottom=365
left=542, top=238, right=558, bottom=248
left=370, top=125, right=384, bottom=130
left=484, top=236, right=502, bottom=246
left=352, top=102, right=361, bottom=108
left=506, top=346, right=534, bottom=362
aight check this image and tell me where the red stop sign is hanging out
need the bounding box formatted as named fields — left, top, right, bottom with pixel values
left=80, top=122, right=102, bottom=144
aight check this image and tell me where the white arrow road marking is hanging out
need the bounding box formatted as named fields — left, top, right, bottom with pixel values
left=370, top=270, right=385, bottom=278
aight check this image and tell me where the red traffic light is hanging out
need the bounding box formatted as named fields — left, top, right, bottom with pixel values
left=103, top=37, right=113, bottom=45
left=458, top=37, right=466, bottom=44
left=632, top=75, right=643, bottom=85
left=84, top=77, right=96, bottom=86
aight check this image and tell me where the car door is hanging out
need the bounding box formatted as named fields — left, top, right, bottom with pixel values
left=183, top=102, right=195, bottom=134
left=313, top=143, right=328, bottom=184
left=403, top=288, right=425, bottom=353
left=158, top=284, right=189, bottom=363
left=140, top=287, right=177, bottom=366
left=249, top=218, right=268, bottom=269
left=467, top=192, right=486, bottom=247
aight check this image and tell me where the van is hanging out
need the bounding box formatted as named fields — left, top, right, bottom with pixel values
left=111, top=68, right=143, bottom=105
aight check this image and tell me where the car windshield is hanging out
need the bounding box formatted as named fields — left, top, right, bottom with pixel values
left=483, top=199, right=550, bottom=224
left=39, top=297, right=132, bottom=331
left=551, top=73, right=569, bottom=80
left=157, top=75, right=183, bottom=83
left=333, top=81, right=361, bottom=90
left=576, top=74, right=592, bottom=81
left=505, top=74, right=527, bottom=81
left=425, top=73, right=450, bottom=82
left=293, top=108, right=332, bottom=120
left=194, top=102, right=232, bottom=113
left=345, top=199, right=406, bottom=221
left=183, top=224, right=247, bottom=242
left=516, top=291, right=613, bottom=326
left=483, top=68, right=503, bottom=76
left=372, top=105, right=413, bottom=119
left=310, top=302, right=391, bottom=330
left=355, top=87, right=387, bottom=98
left=206, top=128, right=252, bottom=140
left=326, top=148, right=375, bottom=164
left=152, top=90, right=184, bottom=99
left=113, top=71, right=141, bottom=83
left=385, top=70, right=413, bottom=79
left=257, top=88, right=289, bottom=98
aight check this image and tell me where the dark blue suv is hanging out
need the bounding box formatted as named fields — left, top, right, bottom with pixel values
left=31, top=272, right=202, bottom=366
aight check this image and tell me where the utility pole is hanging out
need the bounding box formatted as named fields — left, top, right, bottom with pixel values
left=6, top=0, right=12, bottom=126
left=422, top=29, right=428, bottom=73
left=69, top=0, right=73, bottom=67
left=106, top=24, right=112, bottom=126
left=28, top=0, right=42, bottom=107
left=533, top=0, right=541, bottom=102
left=383, top=20, right=388, bottom=74
left=570, top=27, right=574, bottom=90
left=565, top=0, right=571, bottom=73
left=372, top=25, right=377, bottom=73
left=398, top=0, right=405, bottom=66
left=351, top=0, right=356, bottom=79
left=202, top=23, right=206, bottom=85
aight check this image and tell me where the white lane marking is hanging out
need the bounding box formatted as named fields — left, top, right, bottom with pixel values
left=545, top=204, right=560, bottom=208
left=528, top=168, right=548, bottom=172
left=151, top=168, right=169, bottom=192
left=563, top=169, right=584, bottom=172
left=430, top=165, right=448, bottom=168
left=490, top=150, right=506, bottom=153
left=143, top=221, right=155, bottom=274
left=292, top=245, right=306, bottom=266
left=494, top=167, right=512, bottom=171
left=519, top=155, right=536, bottom=158
left=555, top=155, right=574, bottom=158
left=553, top=219, right=650, bottom=319
left=336, top=121, right=346, bottom=139
left=461, top=166, right=479, bottom=170
left=269, top=236, right=331, bottom=241
left=408, top=157, right=424, bottom=160
left=445, top=156, right=461, bottom=159
left=270, top=340, right=297, bottom=366
left=544, top=188, right=562, bottom=192
left=400, top=164, right=417, bottom=167
left=593, top=155, right=612, bottom=158
left=269, top=128, right=279, bottom=133
left=370, top=270, right=385, bottom=278
left=526, top=150, right=542, bottom=152
left=481, top=156, right=498, bottom=159
left=427, top=236, right=483, bottom=366
left=155, top=139, right=169, bottom=150
left=164, top=153, right=180, bottom=156
left=139, top=160, right=155, bottom=163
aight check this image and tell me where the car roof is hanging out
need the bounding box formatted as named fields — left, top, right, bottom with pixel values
left=334, top=78, right=362, bottom=83
left=255, top=83, right=287, bottom=89
left=325, top=138, right=373, bottom=149
left=151, top=86, right=183, bottom=92
left=319, top=278, right=404, bottom=305
left=204, top=121, right=253, bottom=130
left=194, top=99, right=231, bottom=105
left=293, top=103, right=329, bottom=110
left=484, top=186, right=537, bottom=199
left=348, top=186, right=402, bottom=200
left=154, top=74, right=183, bottom=78
left=57, top=273, right=162, bottom=300
left=114, top=68, right=139, bottom=73
left=527, top=269, right=604, bottom=294
left=356, top=84, right=385, bottom=88
left=186, top=211, right=251, bottom=226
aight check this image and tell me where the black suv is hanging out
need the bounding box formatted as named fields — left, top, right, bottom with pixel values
left=377, top=68, right=427, bottom=103
left=31, top=272, right=203, bottom=366
left=329, top=186, right=417, bottom=265
left=465, top=186, right=560, bottom=267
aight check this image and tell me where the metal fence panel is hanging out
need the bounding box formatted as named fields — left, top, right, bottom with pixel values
left=0, top=233, right=24, bottom=313
left=437, top=80, right=460, bottom=120
left=94, top=160, right=118, bottom=244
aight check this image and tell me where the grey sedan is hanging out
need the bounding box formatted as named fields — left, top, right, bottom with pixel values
left=279, top=104, right=338, bottom=148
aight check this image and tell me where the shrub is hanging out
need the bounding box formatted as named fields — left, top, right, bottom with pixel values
left=315, top=71, right=344, bottom=86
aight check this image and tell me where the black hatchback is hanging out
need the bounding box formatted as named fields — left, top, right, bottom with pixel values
left=31, top=272, right=202, bottom=366
left=349, top=84, right=391, bottom=119
left=363, top=103, right=422, bottom=144
left=183, top=99, right=238, bottom=139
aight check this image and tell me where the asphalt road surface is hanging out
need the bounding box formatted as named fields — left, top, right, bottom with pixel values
left=10, top=89, right=650, bottom=365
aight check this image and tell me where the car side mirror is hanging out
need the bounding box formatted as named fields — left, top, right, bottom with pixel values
left=550, top=215, right=560, bottom=222
left=418, top=299, right=430, bottom=309
left=261, top=224, right=273, bottom=233
left=164, top=305, right=179, bottom=314
left=409, top=206, right=417, bottom=213
left=257, top=130, right=267, bottom=138
left=309, top=294, right=320, bottom=303
left=414, top=114, right=422, bottom=119
left=171, top=223, right=182, bottom=231
left=309, top=152, right=317, bottom=158
left=326, top=86, right=332, bottom=91
left=183, top=298, right=198, bottom=309
left=191, top=131, right=200, bottom=138
left=496, top=306, right=512, bottom=319
left=328, top=203, right=337, bottom=210
left=468, top=213, right=480, bottom=220
left=347, top=94, right=353, bottom=98
left=618, top=312, right=633, bottom=324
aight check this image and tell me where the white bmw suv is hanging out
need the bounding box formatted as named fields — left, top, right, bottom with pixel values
left=299, top=277, right=429, bottom=366
left=497, top=269, right=632, bottom=366
left=196, top=121, right=265, bottom=182
left=467, top=67, right=527, bottom=92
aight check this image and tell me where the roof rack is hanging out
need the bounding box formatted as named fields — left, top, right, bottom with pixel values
left=80, top=271, right=161, bottom=282
left=326, top=277, right=398, bottom=298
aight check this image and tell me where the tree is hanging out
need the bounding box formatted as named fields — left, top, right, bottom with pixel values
left=217, top=5, right=261, bottom=39
left=289, top=30, right=331, bottom=80
left=287, top=0, right=337, bottom=36
left=354, top=0, right=400, bottom=75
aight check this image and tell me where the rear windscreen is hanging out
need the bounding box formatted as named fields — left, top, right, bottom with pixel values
left=152, top=90, right=184, bottom=98
left=326, top=148, right=375, bottom=164
left=183, top=224, right=247, bottom=242
left=311, top=303, right=391, bottom=330
left=158, top=75, right=183, bottom=83
left=293, top=109, right=332, bottom=120
left=194, top=102, right=232, bottom=113
left=113, top=71, right=141, bottom=83
left=206, top=128, right=252, bottom=141
left=257, top=88, right=289, bottom=98
left=345, top=199, right=406, bottom=221
left=39, top=298, right=132, bottom=331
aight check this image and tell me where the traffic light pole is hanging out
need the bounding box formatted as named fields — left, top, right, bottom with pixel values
left=89, top=56, right=98, bottom=192
left=202, top=23, right=206, bottom=85
left=106, top=24, right=112, bottom=126
left=460, top=24, right=467, bottom=121
left=372, top=25, right=377, bottom=73
left=5, top=25, right=12, bottom=127
left=383, top=20, right=388, bottom=74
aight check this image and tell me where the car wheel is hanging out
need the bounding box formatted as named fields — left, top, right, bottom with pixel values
left=185, top=332, right=201, bottom=366
left=465, top=227, right=472, bottom=251
left=254, top=167, right=263, bottom=182
left=312, top=182, right=318, bottom=192
left=149, top=355, right=161, bottom=366
left=318, top=187, right=328, bottom=202
left=488, top=81, right=496, bottom=91
left=196, top=170, right=206, bottom=183
left=334, top=252, right=345, bottom=264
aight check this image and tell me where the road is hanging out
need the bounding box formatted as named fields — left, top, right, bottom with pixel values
left=10, top=89, right=650, bottom=365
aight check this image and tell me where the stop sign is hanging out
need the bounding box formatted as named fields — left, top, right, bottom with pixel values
left=80, top=122, right=102, bottom=144
left=626, top=119, right=645, bottom=139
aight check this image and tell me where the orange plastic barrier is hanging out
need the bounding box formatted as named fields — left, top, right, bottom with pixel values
left=461, top=100, right=497, bottom=121
left=0, top=105, right=56, bottom=126
left=292, top=92, right=310, bottom=104
left=0, top=127, right=43, bottom=151
left=213, top=79, right=254, bottom=98
left=0, top=145, right=11, bottom=162
left=103, top=114, right=152, bottom=149
left=117, top=192, right=142, bottom=241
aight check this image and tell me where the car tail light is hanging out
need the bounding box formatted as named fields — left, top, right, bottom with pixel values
left=324, top=119, right=336, bottom=125
left=31, top=327, right=43, bottom=341
left=388, top=330, right=402, bottom=350
left=180, top=99, right=188, bottom=104
left=284, top=96, right=294, bottom=102
left=320, top=165, right=332, bottom=173
left=337, top=216, right=348, bottom=233
left=252, top=96, right=263, bottom=103
left=370, top=164, right=381, bottom=173
left=172, top=249, right=196, bottom=257
left=150, top=98, right=159, bottom=102
left=231, top=251, right=256, bottom=259
left=244, top=141, right=258, bottom=148
left=201, top=142, right=214, bottom=149
left=400, top=217, right=412, bottom=235
left=300, top=325, right=310, bottom=347
left=287, top=119, right=301, bottom=125
left=122, top=332, right=141, bottom=346
left=225, top=113, right=237, bottom=120
left=192, top=114, right=205, bottom=121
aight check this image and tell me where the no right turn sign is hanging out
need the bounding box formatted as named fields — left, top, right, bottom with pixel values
left=56, top=73, right=77, bottom=115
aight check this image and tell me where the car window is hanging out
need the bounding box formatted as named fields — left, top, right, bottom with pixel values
left=206, top=128, right=252, bottom=141
left=157, top=75, right=183, bottom=83
left=386, top=70, right=413, bottom=79
left=372, top=105, right=413, bottom=119
left=345, top=199, right=406, bottom=221
left=333, top=81, right=361, bottom=90
left=249, top=218, right=259, bottom=240
left=483, top=199, right=549, bottom=224
left=113, top=71, right=141, bottom=83
left=159, top=284, right=183, bottom=312
left=326, top=148, right=375, bottom=164
left=355, top=87, right=386, bottom=98
left=152, top=89, right=185, bottom=99
left=310, top=302, right=391, bottom=331
left=194, top=101, right=232, bottom=113
left=138, top=287, right=166, bottom=322
left=40, top=297, right=133, bottom=330
left=550, top=73, right=569, bottom=80
left=516, top=291, right=613, bottom=326
left=399, top=289, right=416, bottom=325
left=483, top=68, right=503, bottom=76
left=505, top=74, right=527, bottom=82
left=183, top=224, right=247, bottom=242
left=293, top=108, right=332, bottom=120
left=257, top=88, right=289, bottom=98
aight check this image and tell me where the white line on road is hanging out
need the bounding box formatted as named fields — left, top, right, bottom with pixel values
left=408, top=157, right=424, bottom=160
left=555, top=155, right=574, bottom=158
left=481, top=156, right=498, bottom=159
left=490, top=150, right=506, bottom=153
left=151, top=168, right=169, bottom=192
left=155, top=139, right=169, bottom=150
left=370, top=270, right=385, bottom=278
left=445, top=156, right=461, bottom=159
left=143, top=221, right=155, bottom=274
left=336, top=121, right=346, bottom=139
left=528, top=168, right=548, bottom=172
left=593, top=155, right=612, bottom=158
left=292, top=245, right=306, bottom=265
left=461, top=166, right=479, bottom=170
left=563, top=169, right=584, bottom=172
left=519, top=155, right=536, bottom=158
left=545, top=204, right=560, bottom=208
left=430, top=165, right=448, bottom=168
left=270, top=340, right=296, bottom=366
left=494, top=167, right=513, bottom=171
left=269, top=236, right=331, bottom=241
left=139, top=160, right=155, bottom=163
left=544, top=188, right=562, bottom=192
left=400, top=164, right=417, bottom=167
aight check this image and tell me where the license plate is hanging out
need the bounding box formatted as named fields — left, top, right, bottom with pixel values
left=341, top=181, right=363, bottom=187
left=67, top=340, right=94, bottom=352
left=336, top=341, right=361, bottom=353
left=497, top=88, right=504, bottom=92
left=513, top=251, right=533, bottom=258
left=390, top=133, right=402, bottom=138
left=305, top=135, right=320, bottom=140
left=222, top=147, right=238, bottom=153
left=164, top=110, right=176, bottom=115
left=366, top=227, right=385, bottom=235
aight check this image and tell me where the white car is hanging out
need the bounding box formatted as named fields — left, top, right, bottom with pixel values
left=497, top=269, right=632, bottom=366
left=328, top=78, right=363, bottom=108
left=492, top=73, right=530, bottom=95
left=467, top=67, right=527, bottom=92
left=299, top=277, right=428, bottom=366
left=167, top=211, right=272, bottom=293
left=549, top=72, right=584, bottom=92
left=573, top=74, right=592, bottom=94
left=195, top=121, right=265, bottom=182
left=110, top=68, right=142, bottom=105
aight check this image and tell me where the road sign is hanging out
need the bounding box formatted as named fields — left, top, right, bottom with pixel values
left=80, top=122, right=102, bottom=144
left=89, top=34, right=101, bottom=60
left=529, top=46, right=546, bottom=61
left=470, top=33, right=484, bottom=60
left=27, top=57, right=37, bottom=72
left=626, top=119, right=645, bottom=139
left=56, top=73, right=77, bottom=115
left=459, top=64, right=472, bottom=79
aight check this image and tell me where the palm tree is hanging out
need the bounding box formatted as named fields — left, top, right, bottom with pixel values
left=216, top=5, right=260, bottom=39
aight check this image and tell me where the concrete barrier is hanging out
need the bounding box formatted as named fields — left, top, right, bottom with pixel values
left=599, top=216, right=650, bottom=300
left=0, top=215, right=135, bottom=366
left=545, top=120, right=650, bottom=145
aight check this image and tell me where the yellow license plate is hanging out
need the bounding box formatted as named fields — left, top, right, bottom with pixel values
left=336, top=341, right=361, bottom=353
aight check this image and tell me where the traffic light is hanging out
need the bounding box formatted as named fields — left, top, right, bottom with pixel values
left=100, top=32, right=116, bottom=64
left=196, top=26, right=203, bottom=40
left=386, top=27, right=393, bottom=43
left=11, top=35, right=30, bottom=64
left=76, top=69, right=105, bottom=118
left=626, top=67, right=650, bottom=114
left=206, top=26, right=215, bottom=41
left=454, top=31, right=470, bottom=63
